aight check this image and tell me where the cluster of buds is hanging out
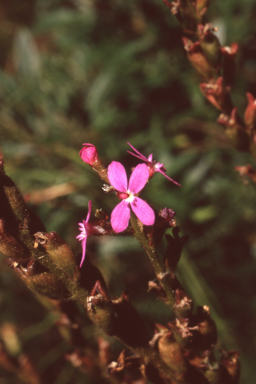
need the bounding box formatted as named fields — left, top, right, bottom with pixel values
left=166, top=0, right=256, bottom=159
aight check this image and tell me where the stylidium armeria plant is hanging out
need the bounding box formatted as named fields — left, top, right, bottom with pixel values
left=0, top=0, right=247, bottom=380
left=0, top=139, right=240, bottom=384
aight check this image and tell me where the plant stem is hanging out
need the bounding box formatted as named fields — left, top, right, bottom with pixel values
left=130, top=213, right=175, bottom=307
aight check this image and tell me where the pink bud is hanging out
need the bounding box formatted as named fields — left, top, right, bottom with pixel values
left=79, top=143, right=98, bottom=166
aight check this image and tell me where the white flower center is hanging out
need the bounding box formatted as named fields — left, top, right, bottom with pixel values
left=125, top=191, right=135, bottom=203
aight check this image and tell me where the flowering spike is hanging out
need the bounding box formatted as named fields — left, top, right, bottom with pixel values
left=79, top=143, right=98, bottom=166
left=127, top=143, right=181, bottom=186
left=108, top=162, right=154, bottom=233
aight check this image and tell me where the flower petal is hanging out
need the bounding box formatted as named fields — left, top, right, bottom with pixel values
left=79, top=237, right=87, bottom=267
left=130, top=197, right=155, bottom=226
left=128, top=163, right=149, bottom=193
left=85, top=200, right=92, bottom=223
left=157, top=168, right=181, bottom=186
left=108, top=161, right=128, bottom=192
left=127, top=142, right=148, bottom=162
left=110, top=200, right=130, bottom=233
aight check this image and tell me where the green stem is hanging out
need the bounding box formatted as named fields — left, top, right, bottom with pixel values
left=130, top=213, right=175, bottom=307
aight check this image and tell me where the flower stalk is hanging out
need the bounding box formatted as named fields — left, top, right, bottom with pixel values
left=129, top=212, right=175, bottom=308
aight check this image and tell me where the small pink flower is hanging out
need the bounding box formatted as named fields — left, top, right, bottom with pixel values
left=127, top=142, right=181, bottom=186
left=79, top=143, right=98, bottom=166
left=76, top=200, right=92, bottom=267
left=108, top=161, right=155, bottom=233
left=76, top=201, right=107, bottom=267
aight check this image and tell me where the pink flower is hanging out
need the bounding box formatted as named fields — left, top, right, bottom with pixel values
left=79, top=143, right=98, bottom=166
left=127, top=142, right=181, bottom=186
left=108, top=161, right=155, bottom=233
left=76, top=201, right=107, bottom=267
left=76, top=200, right=92, bottom=267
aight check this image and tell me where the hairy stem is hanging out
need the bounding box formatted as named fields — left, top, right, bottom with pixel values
left=130, top=213, right=175, bottom=307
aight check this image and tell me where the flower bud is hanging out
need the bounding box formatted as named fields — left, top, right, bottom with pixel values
left=159, top=207, right=176, bottom=223
left=79, top=143, right=98, bottom=166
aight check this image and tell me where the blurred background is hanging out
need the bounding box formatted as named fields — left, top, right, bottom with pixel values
left=0, top=0, right=256, bottom=383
